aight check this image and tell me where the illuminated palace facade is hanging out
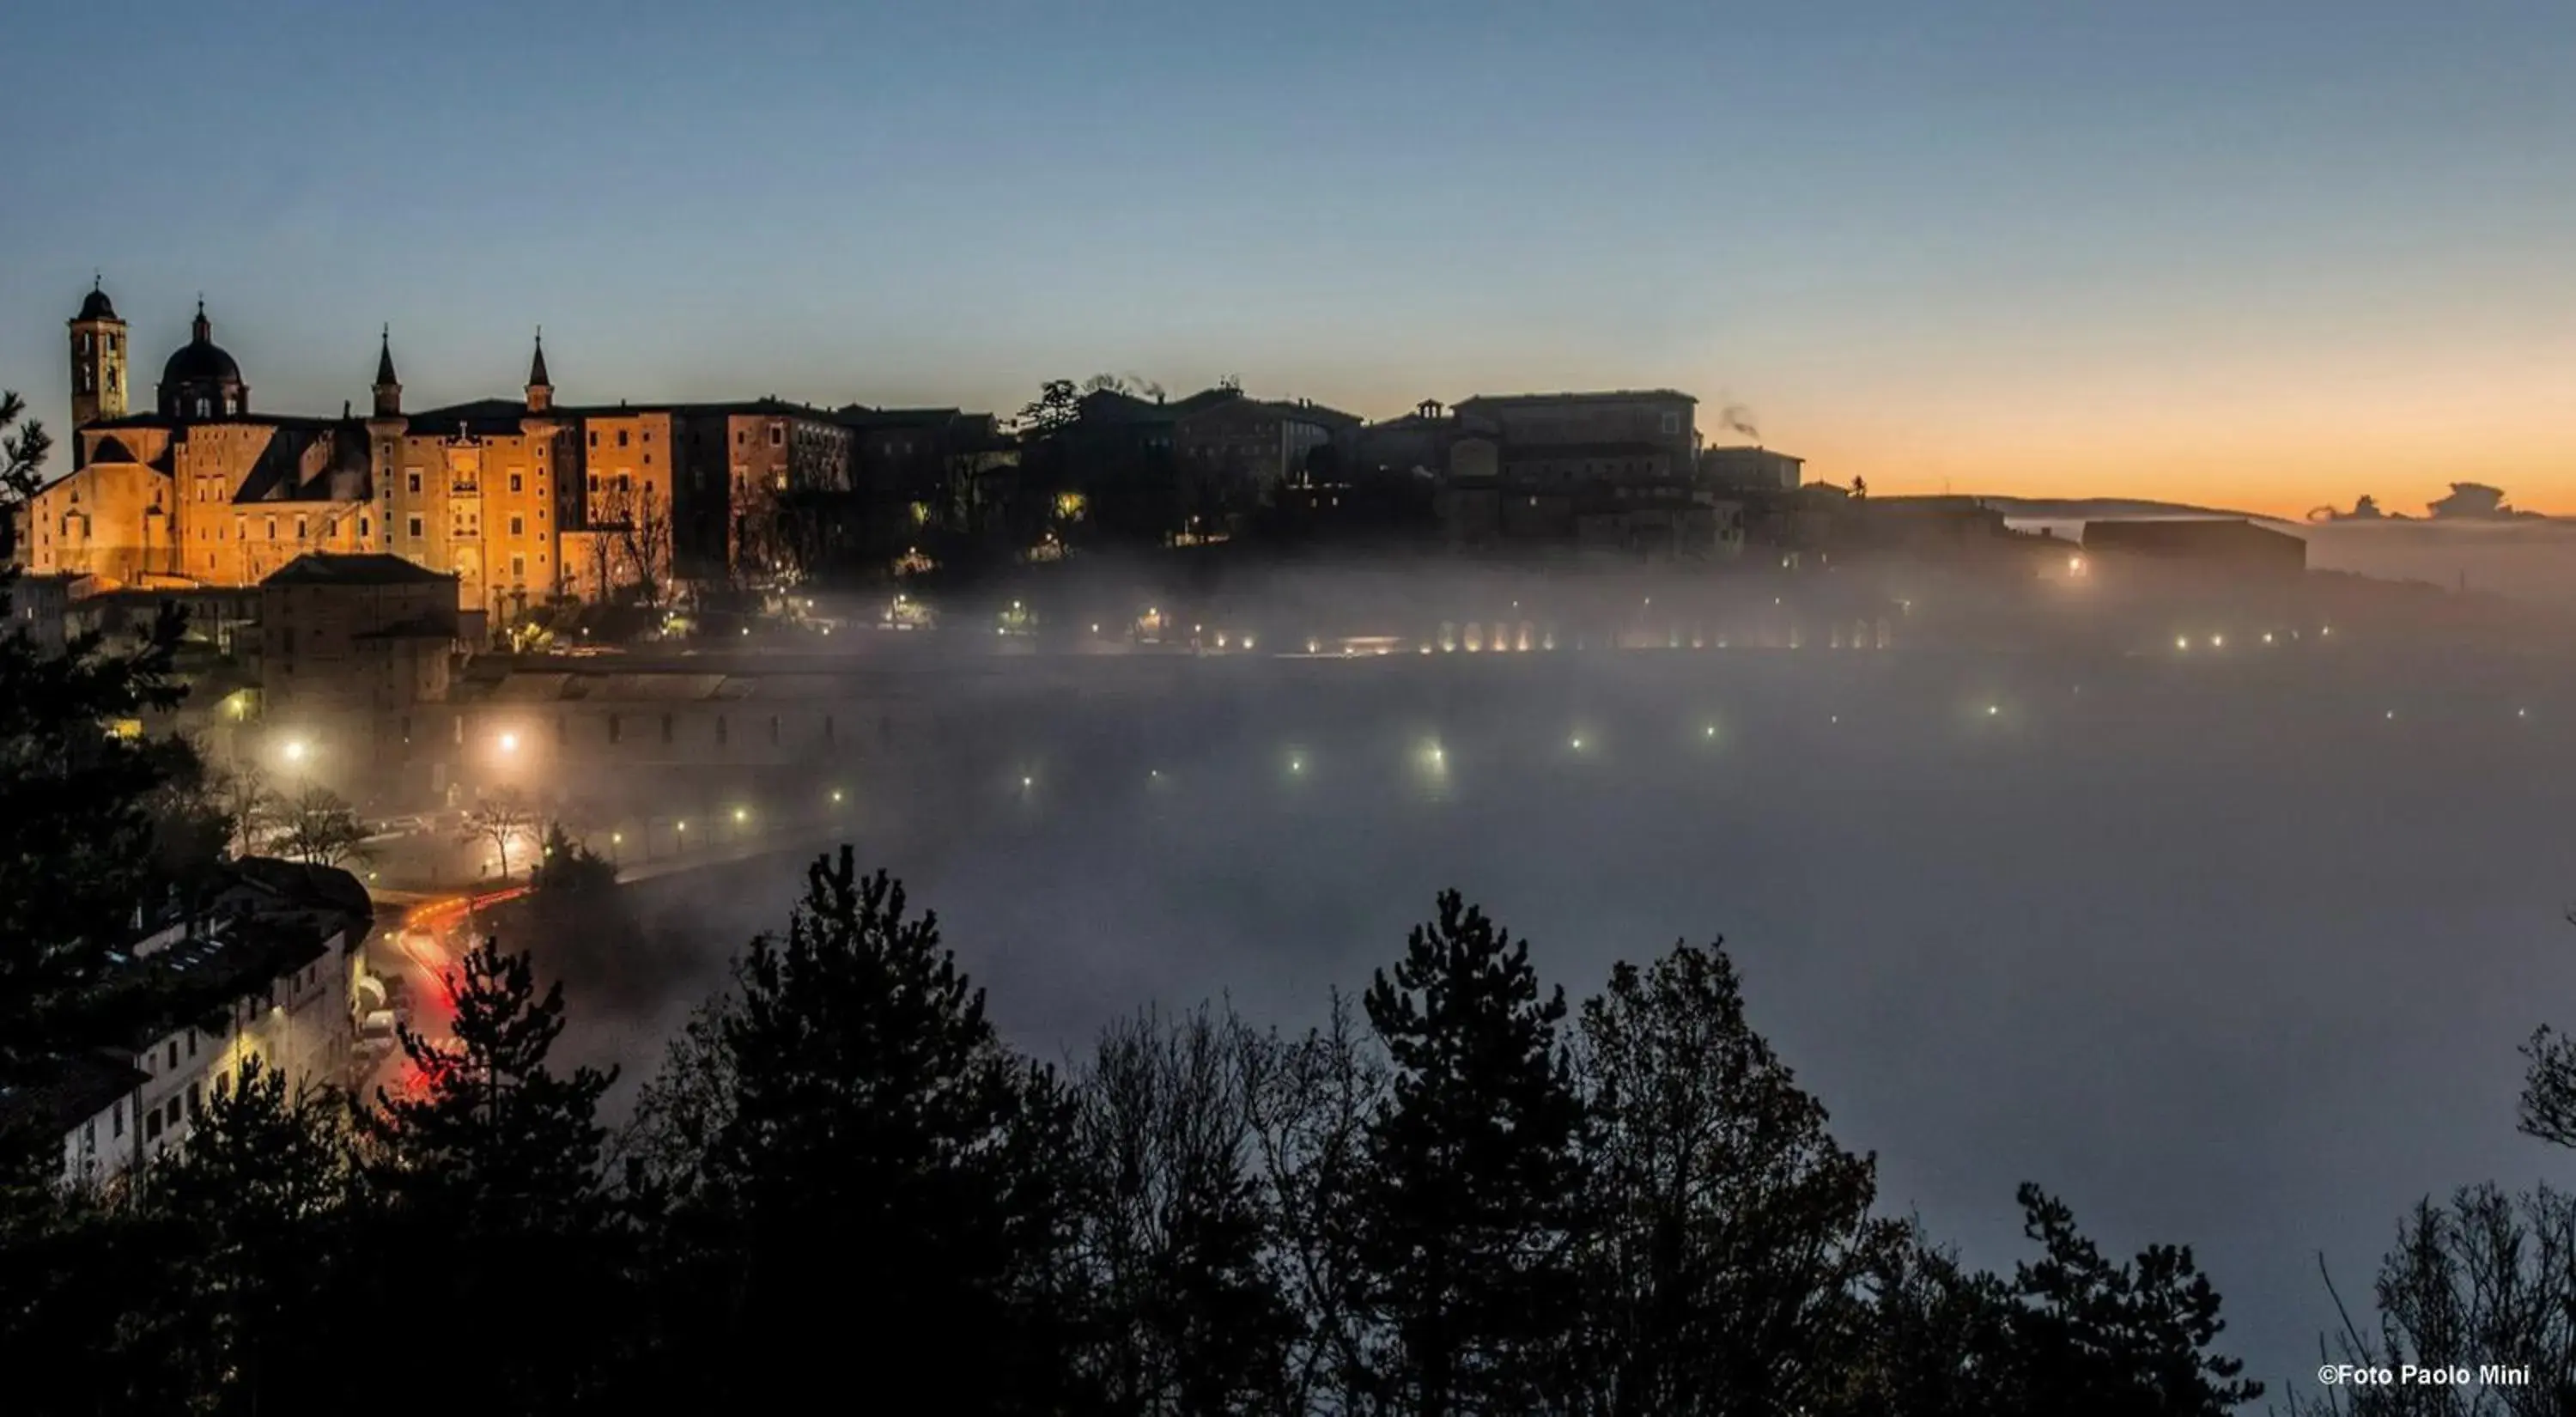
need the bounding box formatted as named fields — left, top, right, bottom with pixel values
left=16, top=283, right=851, bottom=618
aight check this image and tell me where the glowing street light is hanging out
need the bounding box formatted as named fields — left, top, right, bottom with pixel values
left=732, top=806, right=749, bottom=824
left=1569, top=735, right=1585, bottom=751
left=1021, top=775, right=1034, bottom=788
left=280, top=738, right=309, bottom=764
left=2175, top=636, right=2190, bottom=652
left=497, top=731, right=519, bottom=754
left=830, top=788, right=845, bottom=804
left=1986, top=704, right=2000, bottom=716
left=1704, top=724, right=1717, bottom=739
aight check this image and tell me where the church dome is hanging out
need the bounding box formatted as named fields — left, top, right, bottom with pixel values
left=76, top=286, right=118, bottom=322
left=158, top=302, right=249, bottom=419
left=161, top=338, right=243, bottom=389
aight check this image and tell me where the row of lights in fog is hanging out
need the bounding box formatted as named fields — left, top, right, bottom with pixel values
left=2176, top=627, right=2330, bottom=652
left=1004, top=695, right=2545, bottom=794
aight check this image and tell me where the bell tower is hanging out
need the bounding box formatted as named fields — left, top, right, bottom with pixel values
left=67, top=277, right=128, bottom=465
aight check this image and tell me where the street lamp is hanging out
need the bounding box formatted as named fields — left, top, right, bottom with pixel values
left=497, top=731, right=519, bottom=754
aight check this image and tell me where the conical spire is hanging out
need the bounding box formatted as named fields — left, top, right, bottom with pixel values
left=525, top=327, right=553, bottom=413
left=372, top=324, right=403, bottom=418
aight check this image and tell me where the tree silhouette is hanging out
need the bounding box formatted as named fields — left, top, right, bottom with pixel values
left=132, top=1057, right=364, bottom=1409
left=274, top=784, right=371, bottom=867
left=460, top=788, right=537, bottom=880
left=1015, top=379, right=1082, bottom=436
left=690, top=849, right=1086, bottom=1410
left=362, top=936, right=623, bottom=1413
left=1573, top=939, right=1895, bottom=1414
left=1067, top=1005, right=1297, bottom=1411
left=1356, top=890, right=1589, bottom=1414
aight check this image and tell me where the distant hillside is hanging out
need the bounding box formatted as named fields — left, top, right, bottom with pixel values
left=1973, top=496, right=2283, bottom=524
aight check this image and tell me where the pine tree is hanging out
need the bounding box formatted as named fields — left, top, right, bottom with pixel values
left=1573, top=940, right=1895, bottom=1415
left=131, top=1057, right=367, bottom=1413
left=0, top=593, right=197, bottom=1056
left=360, top=936, right=622, bottom=1414
left=2000, top=1183, right=2261, bottom=1416
left=1355, top=890, right=1589, bottom=1416
left=695, top=848, right=1085, bottom=1411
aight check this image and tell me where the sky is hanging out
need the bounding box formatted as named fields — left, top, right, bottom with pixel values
left=3, top=0, right=2573, bottom=517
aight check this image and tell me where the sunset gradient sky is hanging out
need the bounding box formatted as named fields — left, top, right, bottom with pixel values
left=4, top=0, right=2571, bottom=517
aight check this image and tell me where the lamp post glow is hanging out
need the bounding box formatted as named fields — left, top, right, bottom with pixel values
left=498, top=731, right=519, bottom=754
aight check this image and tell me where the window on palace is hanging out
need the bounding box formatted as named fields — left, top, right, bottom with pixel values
left=407, top=515, right=423, bottom=538
left=617, top=430, right=629, bottom=448
left=510, top=472, right=523, bottom=493
left=509, top=516, right=524, bottom=537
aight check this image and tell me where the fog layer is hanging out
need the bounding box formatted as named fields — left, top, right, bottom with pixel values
left=556, top=642, right=2576, bottom=1384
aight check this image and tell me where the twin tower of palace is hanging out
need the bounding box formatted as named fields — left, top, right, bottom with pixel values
left=23, top=282, right=845, bottom=615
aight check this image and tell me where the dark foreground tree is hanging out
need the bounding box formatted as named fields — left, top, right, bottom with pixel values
left=361, top=936, right=623, bottom=1415
left=1067, top=1006, right=1297, bottom=1412
left=0, top=590, right=195, bottom=1058
left=2286, top=1184, right=2576, bottom=1417
left=1355, top=890, right=1589, bottom=1414
left=682, top=849, right=1086, bottom=1411
left=1848, top=1190, right=2260, bottom=1417
left=129, top=1057, right=363, bottom=1411
left=1573, top=939, right=1895, bottom=1414
left=1244, top=990, right=1387, bottom=1412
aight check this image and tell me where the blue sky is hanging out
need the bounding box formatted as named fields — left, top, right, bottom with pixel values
left=5, top=0, right=2573, bottom=511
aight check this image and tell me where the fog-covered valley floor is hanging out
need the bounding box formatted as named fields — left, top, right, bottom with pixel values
left=558, top=642, right=2576, bottom=1385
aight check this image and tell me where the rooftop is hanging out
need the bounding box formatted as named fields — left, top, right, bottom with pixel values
left=1455, top=389, right=1698, bottom=407
left=264, top=552, right=457, bottom=588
